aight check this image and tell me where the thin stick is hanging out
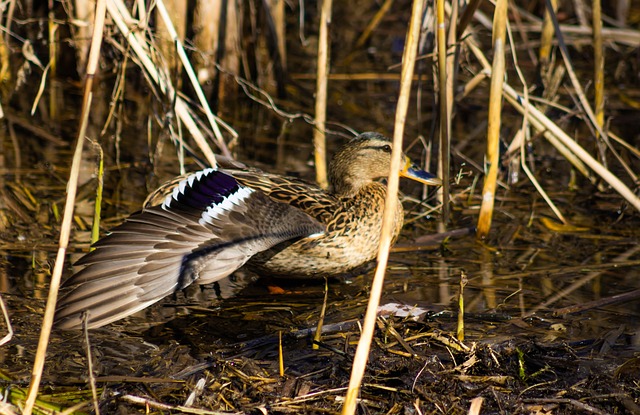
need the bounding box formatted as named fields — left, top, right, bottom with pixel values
left=22, top=1, right=107, bottom=413
left=313, top=0, right=332, bottom=189
left=476, top=0, right=508, bottom=238
left=340, top=1, right=424, bottom=413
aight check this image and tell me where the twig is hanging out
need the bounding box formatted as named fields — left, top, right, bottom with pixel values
left=354, top=0, right=394, bottom=50
left=468, top=397, right=484, bottom=415
left=121, top=394, right=240, bottom=414
left=521, top=398, right=609, bottom=415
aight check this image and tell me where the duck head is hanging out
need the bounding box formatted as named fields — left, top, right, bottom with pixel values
left=329, top=132, right=442, bottom=196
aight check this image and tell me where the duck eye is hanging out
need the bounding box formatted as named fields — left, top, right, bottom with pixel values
left=381, top=145, right=392, bottom=153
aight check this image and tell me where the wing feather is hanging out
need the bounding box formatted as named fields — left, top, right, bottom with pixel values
left=56, top=168, right=324, bottom=329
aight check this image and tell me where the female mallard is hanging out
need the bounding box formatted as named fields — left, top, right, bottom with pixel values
left=56, top=132, right=441, bottom=329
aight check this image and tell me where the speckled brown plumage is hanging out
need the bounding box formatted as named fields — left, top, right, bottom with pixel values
left=55, top=132, right=440, bottom=329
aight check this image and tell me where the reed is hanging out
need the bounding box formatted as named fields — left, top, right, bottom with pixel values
left=592, top=0, right=605, bottom=133
left=313, top=0, right=333, bottom=189
left=476, top=0, right=507, bottom=238
left=22, top=1, right=107, bottom=413
left=341, top=1, right=425, bottom=413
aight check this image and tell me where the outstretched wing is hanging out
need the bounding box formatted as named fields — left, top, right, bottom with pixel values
left=56, top=168, right=324, bottom=330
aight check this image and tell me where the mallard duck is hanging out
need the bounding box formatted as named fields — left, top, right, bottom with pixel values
left=55, top=132, right=441, bottom=329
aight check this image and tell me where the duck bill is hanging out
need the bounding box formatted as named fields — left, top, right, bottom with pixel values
left=400, top=157, right=442, bottom=186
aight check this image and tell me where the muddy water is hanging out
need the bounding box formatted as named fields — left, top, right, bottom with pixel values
left=0, top=69, right=638, bottom=412
left=1, top=123, right=639, bottom=390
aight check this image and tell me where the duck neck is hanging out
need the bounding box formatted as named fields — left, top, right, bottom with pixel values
left=329, top=153, right=372, bottom=197
left=330, top=176, right=363, bottom=198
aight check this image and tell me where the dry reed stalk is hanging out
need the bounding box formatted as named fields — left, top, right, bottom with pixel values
left=72, top=0, right=93, bottom=76
left=341, top=1, right=424, bottom=413
left=82, top=317, right=100, bottom=414
left=354, top=0, right=394, bottom=50
left=22, top=1, right=107, bottom=413
left=519, top=129, right=567, bottom=223
left=501, top=84, right=640, bottom=211
left=543, top=1, right=637, bottom=184
left=573, top=0, right=589, bottom=26
left=509, top=21, right=640, bottom=47
left=592, top=0, right=604, bottom=131
left=507, top=2, right=538, bottom=66
left=215, top=0, right=241, bottom=115
left=1, top=0, right=16, bottom=43
left=155, top=0, right=231, bottom=159
left=268, top=0, right=287, bottom=71
left=476, top=0, right=507, bottom=238
left=47, top=3, right=58, bottom=121
left=437, top=0, right=451, bottom=224
left=456, top=0, right=482, bottom=39
left=312, top=278, right=329, bottom=350
left=506, top=18, right=568, bottom=224
left=105, top=0, right=221, bottom=165
left=155, top=0, right=186, bottom=82
left=90, top=141, right=104, bottom=246
left=538, top=0, right=557, bottom=67
left=313, top=0, right=332, bottom=189
left=192, top=0, right=218, bottom=85
left=457, top=271, right=467, bottom=341
left=278, top=331, right=284, bottom=376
